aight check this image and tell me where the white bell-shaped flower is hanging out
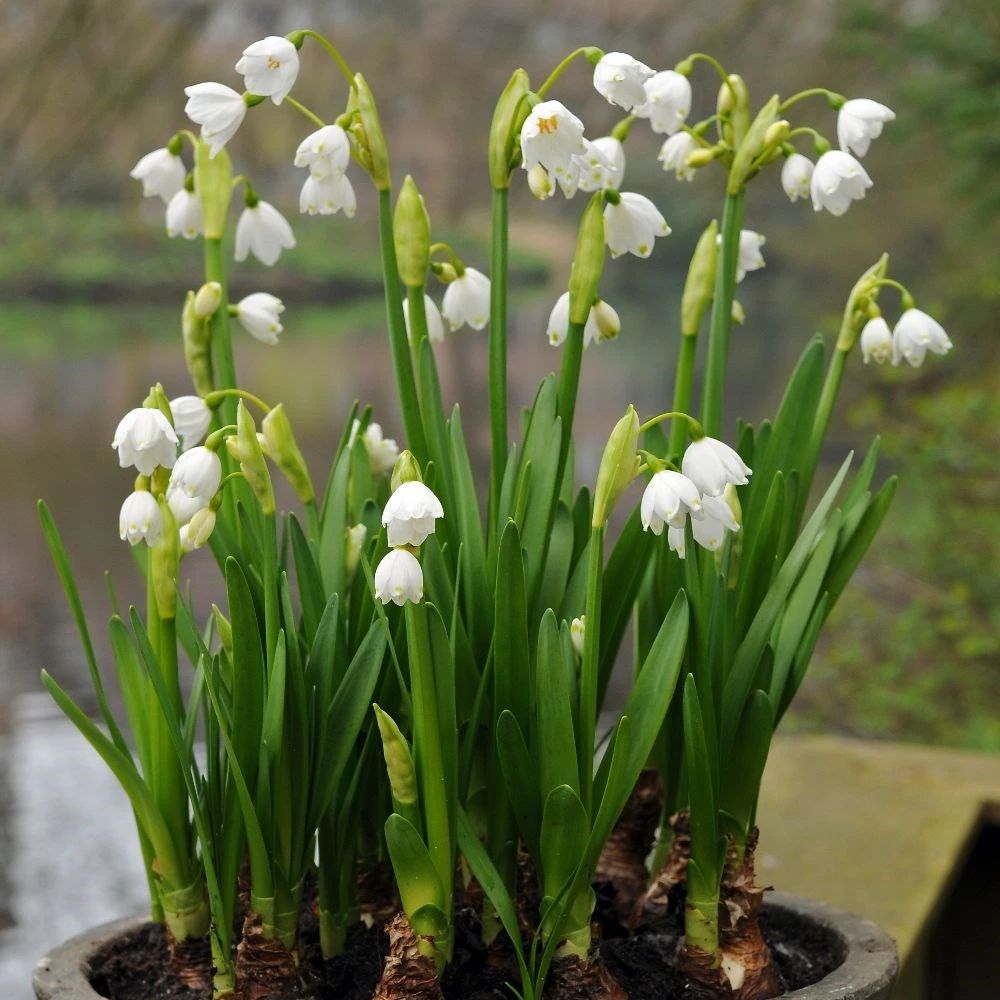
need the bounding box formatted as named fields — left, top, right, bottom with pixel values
left=658, top=132, right=698, bottom=181
left=892, top=309, right=952, bottom=368
left=860, top=317, right=893, bottom=365
left=640, top=470, right=704, bottom=535
left=169, top=396, right=212, bottom=450
left=837, top=98, right=895, bottom=158
left=235, top=201, right=296, bottom=266
left=442, top=267, right=491, bottom=331
left=557, top=139, right=615, bottom=198
left=545, top=291, right=600, bottom=348
left=589, top=136, right=626, bottom=189
left=593, top=52, right=654, bottom=112
left=130, top=148, right=185, bottom=203
left=637, top=70, right=692, bottom=135
left=374, top=548, right=424, bottom=606
left=363, top=423, right=399, bottom=476
left=691, top=493, right=740, bottom=552
left=183, top=83, right=247, bottom=158
left=520, top=100, right=586, bottom=177
left=733, top=230, right=766, bottom=283
left=604, top=192, right=670, bottom=259
left=294, top=124, right=351, bottom=177
left=235, top=35, right=300, bottom=105
left=682, top=437, right=751, bottom=497
left=382, top=481, right=444, bottom=547
left=119, top=491, right=163, bottom=547
left=667, top=523, right=687, bottom=559
left=235, top=293, right=285, bottom=345
left=592, top=299, right=621, bottom=343
left=299, top=172, right=356, bottom=217
left=166, top=446, right=222, bottom=524
left=403, top=295, right=446, bottom=344
left=165, top=189, right=203, bottom=240
left=781, top=153, right=814, bottom=202
left=811, top=151, right=872, bottom=216
left=112, top=408, right=178, bottom=475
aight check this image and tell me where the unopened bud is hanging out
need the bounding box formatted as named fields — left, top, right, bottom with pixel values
left=570, top=616, right=585, bottom=658
left=391, top=449, right=423, bottom=492
left=194, top=141, right=233, bottom=241
left=681, top=219, right=719, bottom=337
left=434, top=261, right=458, bottom=283
left=211, top=604, right=233, bottom=655
left=718, top=74, right=751, bottom=146
left=181, top=291, right=214, bottom=397
left=685, top=147, right=718, bottom=168
left=261, top=403, right=315, bottom=504
left=763, top=119, right=791, bottom=148
left=183, top=507, right=216, bottom=551
left=592, top=404, right=641, bottom=527
left=527, top=163, right=554, bottom=200
left=345, top=523, right=368, bottom=578
left=232, top=401, right=274, bottom=516
left=489, top=67, right=531, bottom=189
left=732, top=299, right=746, bottom=325
left=394, top=176, right=431, bottom=287
left=593, top=299, right=621, bottom=342
left=193, top=281, right=223, bottom=319
left=729, top=94, right=780, bottom=195
left=352, top=73, right=391, bottom=191
left=568, top=193, right=606, bottom=326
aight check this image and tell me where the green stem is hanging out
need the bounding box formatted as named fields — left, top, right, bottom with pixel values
left=304, top=499, right=321, bottom=544
left=800, top=346, right=848, bottom=502
left=294, top=29, right=354, bottom=87
left=700, top=191, right=745, bottom=438
left=378, top=189, right=429, bottom=461
left=488, top=187, right=509, bottom=513
left=556, top=319, right=586, bottom=462
left=778, top=87, right=843, bottom=114
left=684, top=894, right=720, bottom=956
left=205, top=387, right=271, bottom=414
left=284, top=96, right=325, bottom=128
left=578, top=525, right=605, bottom=814
left=668, top=335, right=699, bottom=457
left=537, top=47, right=596, bottom=98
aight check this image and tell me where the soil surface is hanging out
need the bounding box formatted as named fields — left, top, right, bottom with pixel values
left=89, top=899, right=843, bottom=999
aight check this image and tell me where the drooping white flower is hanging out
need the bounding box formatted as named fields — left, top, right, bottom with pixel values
left=363, top=423, right=399, bottom=476
left=593, top=52, right=654, bottom=112
left=837, top=98, right=895, bottom=158
left=294, top=124, right=351, bottom=177
left=693, top=492, right=740, bottom=551
left=658, top=132, right=698, bottom=181
left=119, top=491, right=163, bottom=547
left=520, top=100, right=586, bottom=177
left=169, top=396, right=212, bottom=450
left=545, top=291, right=600, bottom=348
left=891, top=308, right=953, bottom=368
left=235, top=293, right=285, bottom=345
left=589, top=136, right=626, bottom=190
left=183, top=83, right=247, bottom=158
left=165, top=189, right=203, bottom=240
left=235, top=201, right=296, bottom=266
left=810, top=151, right=872, bottom=216
left=527, top=164, right=555, bottom=200
left=682, top=437, right=751, bottom=497
left=382, top=481, right=445, bottom=547
left=667, top=523, right=686, bottom=559
left=166, top=446, right=222, bottom=524
left=860, top=317, right=893, bottom=365
left=570, top=616, right=585, bottom=658
left=112, top=408, right=178, bottom=475
left=403, top=295, right=446, bottom=344
left=592, top=299, right=621, bottom=343
left=299, top=172, right=356, bottom=217
left=640, top=470, right=704, bottom=535
left=556, top=139, right=614, bottom=198
left=441, top=267, right=491, bottom=331
left=235, top=35, right=300, bottom=105
left=180, top=507, right=216, bottom=552
left=781, top=153, right=814, bottom=202
left=604, top=192, right=670, bottom=259
left=636, top=70, right=692, bottom=135
left=374, top=548, right=424, bottom=606
left=732, top=230, right=766, bottom=283
left=130, top=148, right=185, bottom=203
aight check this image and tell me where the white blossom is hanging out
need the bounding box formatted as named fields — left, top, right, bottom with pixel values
left=860, top=317, right=893, bottom=365
left=293, top=124, right=350, bottom=177
left=363, top=423, right=399, bottom=476
left=169, top=396, right=212, bottom=450
left=604, top=192, right=670, bottom=259
left=374, top=548, right=424, bottom=606
left=527, top=164, right=555, bottom=200
left=592, top=299, right=621, bottom=343
left=589, top=136, right=626, bottom=189
left=682, top=437, right=751, bottom=497
left=658, top=132, right=698, bottom=181
left=892, top=308, right=952, bottom=368
left=545, top=291, right=600, bottom=348
left=442, top=267, right=491, bottom=331
left=183, top=83, right=247, bottom=158
left=636, top=70, right=691, bottom=135
left=781, top=153, right=814, bottom=202
left=165, top=189, right=203, bottom=240
left=235, top=201, right=296, bottom=266
left=112, top=408, right=178, bottom=475
left=733, top=230, right=766, bottom=283
left=640, top=470, right=704, bottom=535
left=667, top=490, right=740, bottom=558
left=593, top=52, right=654, bottom=112
left=811, top=151, right=872, bottom=216
left=166, top=446, right=222, bottom=524
left=556, top=139, right=615, bottom=198
left=382, top=481, right=444, bottom=547
left=235, top=35, right=300, bottom=105
left=299, top=172, right=356, bottom=217
left=119, top=491, right=163, bottom=547
left=130, top=148, right=185, bottom=203
left=520, top=100, right=586, bottom=177
left=403, top=294, right=446, bottom=344
left=235, top=293, right=285, bottom=345
left=837, top=98, right=895, bottom=158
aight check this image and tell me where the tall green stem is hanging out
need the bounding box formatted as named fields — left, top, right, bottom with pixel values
left=578, top=525, right=604, bottom=814
left=204, top=238, right=236, bottom=424
left=668, top=333, right=699, bottom=457
left=488, top=187, right=509, bottom=511
left=378, top=189, right=429, bottom=461
left=798, top=345, right=848, bottom=515
left=556, top=319, right=586, bottom=464
left=700, top=191, right=745, bottom=438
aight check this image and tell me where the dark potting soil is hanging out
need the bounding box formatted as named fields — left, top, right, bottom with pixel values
left=88, top=902, right=843, bottom=999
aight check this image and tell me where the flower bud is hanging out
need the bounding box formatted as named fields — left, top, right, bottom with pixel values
left=717, top=74, right=750, bottom=146
left=434, top=261, right=458, bottom=283
left=261, top=403, right=315, bottom=504
left=394, top=175, right=431, bottom=287
left=489, top=67, right=531, bottom=189
left=181, top=291, right=214, bottom=397
left=352, top=73, right=391, bottom=191
left=570, top=616, right=585, bottom=659
left=194, top=140, right=233, bottom=240
left=390, top=449, right=423, bottom=492
left=374, top=704, right=418, bottom=808
left=763, top=119, right=791, bottom=148
left=211, top=604, right=233, bottom=656
left=592, top=404, right=641, bottom=527
left=681, top=219, right=719, bottom=337
left=345, top=523, right=368, bottom=578
left=685, top=147, right=718, bottom=168
left=182, top=507, right=216, bottom=551
left=728, top=94, right=780, bottom=195
left=592, top=299, right=621, bottom=342
left=230, top=401, right=275, bottom=516
left=527, top=163, right=554, bottom=200
left=568, top=193, right=606, bottom=326
left=151, top=499, right=179, bottom=619
left=732, top=299, right=745, bottom=325
left=193, top=281, right=223, bottom=319
left=837, top=253, right=889, bottom=351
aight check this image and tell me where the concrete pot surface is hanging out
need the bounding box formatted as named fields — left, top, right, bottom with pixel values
left=33, top=891, right=897, bottom=999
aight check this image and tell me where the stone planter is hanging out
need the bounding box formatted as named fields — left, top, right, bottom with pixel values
left=33, top=891, right=896, bottom=999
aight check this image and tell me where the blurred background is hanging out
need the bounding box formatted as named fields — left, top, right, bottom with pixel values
left=0, top=0, right=996, bottom=995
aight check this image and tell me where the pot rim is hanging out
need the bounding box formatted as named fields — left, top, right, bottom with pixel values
left=33, top=893, right=897, bottom=999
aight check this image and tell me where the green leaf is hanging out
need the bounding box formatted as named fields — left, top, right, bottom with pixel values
left=496, top=709, right=541, bottom=864
left=108, top=615, right=151, bottom=775
left=318, top=440, right=353, bottom=596
left=683, top=676, right=719, bottom=881
left=536, top=610, right=579, bottom=798
left=537, top=503, right=574, bottom=623
left=777, top=593, right=829, bottom=723
left=289, top=514, right=325, bottom=645
left=384, top=812, right=447, bottom=916
left=719, top=690, right=773, bottom=838
left=226, top=559, right=265, bottom=795
left=539, top=785, right=588, bottom=903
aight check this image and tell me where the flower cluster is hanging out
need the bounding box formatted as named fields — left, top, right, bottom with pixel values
left=861, top=308, right=953, bottom=368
